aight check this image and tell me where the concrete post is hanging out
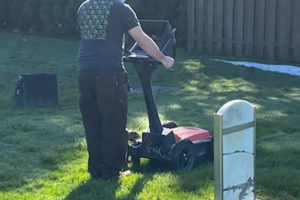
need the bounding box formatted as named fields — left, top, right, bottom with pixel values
left=214, top=100, right=256, bottom=200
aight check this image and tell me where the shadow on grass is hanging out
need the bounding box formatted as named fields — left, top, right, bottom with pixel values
left=64, top=178, right=120, bottom=200
left=0, top=107, right=85, bottom=192
left=65, top=157, right=212, bottom=200
left=154, top=53, right=300, bottom=137
left=64, top=164, right=156, bottom=200
left=130, top=157, right=214, bottom=192
left=116, top=173, right=154, bottom=200
left=1, top=32, right=300, bottom=199
left=139, top=53, right=300, bottom=199
left=0, top=32, right=84, bottom=192
left=255, top=132, right=300, bottom=200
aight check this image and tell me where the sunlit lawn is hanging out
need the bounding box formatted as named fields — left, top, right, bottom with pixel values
left=0, top=31, right=299, bottom=200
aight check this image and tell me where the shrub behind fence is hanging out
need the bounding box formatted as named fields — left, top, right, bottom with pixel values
left=0, top=0, right=187, bottom=45
left=0, top=0, right=83, bottom=37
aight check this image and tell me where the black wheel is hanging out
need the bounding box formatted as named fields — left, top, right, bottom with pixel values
left=162, top=121, right=178, bottom=129
left=128, top=131, right=141, bottom=141
left=127, top=143, right=141, bottom=169
left=131, top=156, right=140, bottom=169
left=172, top=140, right=195, bottom=170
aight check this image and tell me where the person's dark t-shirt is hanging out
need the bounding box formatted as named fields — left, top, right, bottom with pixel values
left=77, top=0, right=139, bottom=71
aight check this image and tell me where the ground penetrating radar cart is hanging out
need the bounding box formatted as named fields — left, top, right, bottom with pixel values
left=124, top=20, right=213, bottom=170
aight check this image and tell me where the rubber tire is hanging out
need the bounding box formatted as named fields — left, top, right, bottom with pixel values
left=128, top=131, right=141, bottom=141
left=131, top=156, right=140, bottom=169
left=172, top=140, right=195, bottom=170
left=162, top=121, right=178, bottom=129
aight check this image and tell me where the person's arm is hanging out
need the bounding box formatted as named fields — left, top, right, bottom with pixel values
left=128, top=26, right=175, bottom=69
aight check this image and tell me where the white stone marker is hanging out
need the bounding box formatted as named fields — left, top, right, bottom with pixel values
left=214, top=100, right=256, bottom=200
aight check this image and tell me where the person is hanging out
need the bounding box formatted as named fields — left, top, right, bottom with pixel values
left=77, top=0, right=175, bottom=179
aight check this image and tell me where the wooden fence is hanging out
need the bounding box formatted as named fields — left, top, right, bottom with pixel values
left=187, top=0, right=300, bottom=63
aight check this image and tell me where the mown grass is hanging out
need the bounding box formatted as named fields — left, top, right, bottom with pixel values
left=0, top=31, right=300, bottom=200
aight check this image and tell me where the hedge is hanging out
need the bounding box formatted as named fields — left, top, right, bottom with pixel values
left=0, top=0, right=186, bottom=45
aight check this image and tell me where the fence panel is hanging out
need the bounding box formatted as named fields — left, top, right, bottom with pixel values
left=278, top=0, right=293, bottom=61
left=187, top=0, right=300, bottom=63
left=215, top=0, right=224, bottom=53
left=254, top=0, right=265, bottom=59
left=244, top=0, right=255, bottom=57
left=265, top=0, right=277, bottom=60
left=206, top=0, right=214, bottom=53
left=224, top=0, right=234, bottom=56
left=292, top=0, right=300, bottom=62
left=196, top=0, right=205, bottom=51
left=234, top=0, right=244, bottom=57
left=187, top=0, right=195, bottom=50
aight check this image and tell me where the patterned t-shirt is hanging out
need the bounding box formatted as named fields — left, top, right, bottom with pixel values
left=77, top=0, right=139, bottom=71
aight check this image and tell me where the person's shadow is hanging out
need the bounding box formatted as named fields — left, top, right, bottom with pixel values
left=64, top=169, right=154, bottom=200
left=64, top=178, right=120, bottom=200
left=63, top=160, right=164, bottom=200
left=64, top=159, right=213, bottom=200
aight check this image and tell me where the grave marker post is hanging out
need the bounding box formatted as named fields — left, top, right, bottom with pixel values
left=214, top=100, right=256, bottom=200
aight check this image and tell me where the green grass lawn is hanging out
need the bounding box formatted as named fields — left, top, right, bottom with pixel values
left=0, top=31, right=300, bottom=200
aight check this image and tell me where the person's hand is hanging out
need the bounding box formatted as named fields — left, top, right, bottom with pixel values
left=162, top=56, right=175, bottom=70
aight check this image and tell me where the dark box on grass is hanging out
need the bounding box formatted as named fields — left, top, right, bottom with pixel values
left=12, top=73, right=58, bottom=107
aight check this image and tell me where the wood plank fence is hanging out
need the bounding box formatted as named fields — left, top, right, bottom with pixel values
left=187, top=0, right=300, bottom=63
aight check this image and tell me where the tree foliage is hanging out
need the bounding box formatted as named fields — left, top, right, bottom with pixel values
left=0, top=0, right=186, bottom=44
